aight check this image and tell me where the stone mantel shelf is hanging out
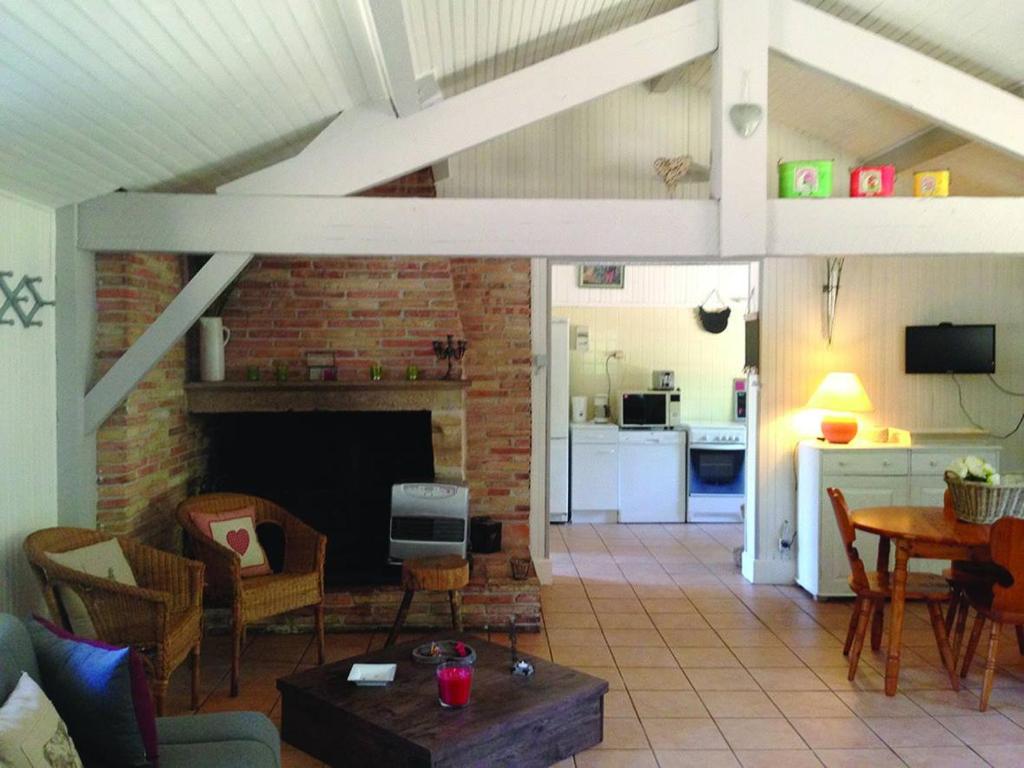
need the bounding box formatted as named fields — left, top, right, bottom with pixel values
left=185, top=379, right=471, bottom=414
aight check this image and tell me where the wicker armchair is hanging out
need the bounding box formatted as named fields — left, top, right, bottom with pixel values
left=23, top=527, right=204, bottom=715
left=177, top=493, right=326, bottom=697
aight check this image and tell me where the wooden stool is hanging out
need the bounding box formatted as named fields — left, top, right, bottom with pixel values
left=386, top=555, right=470, bottom=646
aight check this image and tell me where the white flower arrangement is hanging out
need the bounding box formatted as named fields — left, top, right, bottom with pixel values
left=947, top=455, right=1000, bottom=485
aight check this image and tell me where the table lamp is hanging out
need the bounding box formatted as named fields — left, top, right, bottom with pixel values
left=806, top=372, right=874, bottom=444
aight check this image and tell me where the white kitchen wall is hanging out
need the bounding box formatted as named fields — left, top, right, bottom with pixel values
left=757, top=256, right=1024, bottom=562
left=552, top=263, right=748, bottom=423
left=438, top=81, right=856, bottom=200
left=0, top=192, right=56, bottom=614
left=551, top=263, right=750, bottom=307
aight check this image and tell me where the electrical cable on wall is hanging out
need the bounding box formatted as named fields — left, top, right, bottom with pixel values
left=952, top=373, right=1024, bottom=439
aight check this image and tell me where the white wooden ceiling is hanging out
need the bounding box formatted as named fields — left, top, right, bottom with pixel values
left=1, top=0, right=1022, bottom=207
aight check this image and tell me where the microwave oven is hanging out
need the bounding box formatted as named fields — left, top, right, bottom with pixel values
left=620, top=391, right=681, bottom=428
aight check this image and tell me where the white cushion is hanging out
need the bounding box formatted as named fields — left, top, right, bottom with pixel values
left=46, top=539, right=138, bottom=638
left=0, top=672, right=84, bottom=768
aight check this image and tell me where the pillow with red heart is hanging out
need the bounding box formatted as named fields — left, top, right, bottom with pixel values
left=189, top=507, right=271, bottom=577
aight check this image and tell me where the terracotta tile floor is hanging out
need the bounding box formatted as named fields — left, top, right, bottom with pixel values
left=164, top=523, right=1024, bottom=767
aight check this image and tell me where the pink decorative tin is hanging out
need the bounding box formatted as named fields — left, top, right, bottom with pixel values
left=849, top=165, right=895, bottom=197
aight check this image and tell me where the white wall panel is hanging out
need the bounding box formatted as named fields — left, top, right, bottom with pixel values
left=552, top=263, right=749, bottom=307
left=439, top=81, right=858, bottom=200
left=756, top=255, right=1024, bottom=561
left=553, top=305, right=745, bottom=423
left=0, top=193, right=56, bottom=615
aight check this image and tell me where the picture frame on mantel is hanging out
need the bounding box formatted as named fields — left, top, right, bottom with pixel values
left=577, top=265, right=625, bottom=289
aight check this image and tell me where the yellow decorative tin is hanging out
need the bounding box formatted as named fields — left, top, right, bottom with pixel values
left=913, top=170, right=949, bottom=197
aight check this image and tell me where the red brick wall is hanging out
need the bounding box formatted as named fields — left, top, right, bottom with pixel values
left=220, top=258, right=465, bottom=382
left=94, top=253, right=205, bottom=549
left=451, top=259, right=533, bottom=549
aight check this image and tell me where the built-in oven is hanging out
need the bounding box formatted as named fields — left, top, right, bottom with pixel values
left=685, top=422, right=746, bottom=523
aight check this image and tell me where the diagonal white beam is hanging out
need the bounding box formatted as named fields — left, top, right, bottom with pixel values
left=83, top=252, right=253, bottom=433
left=219, top=0, right=717, bottom=196
left=769, top=0, right=1024, bottom=161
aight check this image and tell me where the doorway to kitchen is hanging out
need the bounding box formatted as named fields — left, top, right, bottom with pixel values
left=543, top=261, right=758, bottom=550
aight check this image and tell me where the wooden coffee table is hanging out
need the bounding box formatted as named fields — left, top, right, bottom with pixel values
left=277, top=633, right=608, bottom=767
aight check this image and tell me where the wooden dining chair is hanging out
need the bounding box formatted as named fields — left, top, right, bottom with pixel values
left=827, top=488, right=959, bottom=686
left=941, top=489, right=1010, bottom=661
left=956, top=516, right=1024, bottom=711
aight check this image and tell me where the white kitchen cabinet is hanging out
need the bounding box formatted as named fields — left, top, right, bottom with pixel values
left=797, top=440, right=1000, bottom=598
left=570, top=424, right=620, bottom=523
left=618, top=430, right=686, bottom=523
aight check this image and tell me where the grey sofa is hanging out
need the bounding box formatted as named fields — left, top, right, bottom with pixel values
left=0, top=614, right=280, bottom=768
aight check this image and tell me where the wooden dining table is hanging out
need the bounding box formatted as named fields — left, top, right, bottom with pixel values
left=851, top=505, right=991, bottom=696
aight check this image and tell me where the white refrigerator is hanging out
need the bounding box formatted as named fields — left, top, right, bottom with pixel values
left=548, top=318, right=570, bottom=523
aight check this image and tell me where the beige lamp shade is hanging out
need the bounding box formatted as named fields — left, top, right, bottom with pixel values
left=807, top=372, right=874, bottom=443
left=807, top=372, right=874, bottom=413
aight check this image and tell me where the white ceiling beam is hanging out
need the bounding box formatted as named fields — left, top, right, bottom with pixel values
left=647, top=66, right=689, bottom=94
left=218, top=0, right=717, bottom=196
left=83, top=252, right=253, bottom=434
left=364, top=0, right=421, bottom=118
left=769, top=198, right=1024, bottom=256
left=862, top=127, right=969, bottom=170
left=712, top=0, right=768, bottom=257
left=78, top=192, right=1024, bottom=259
left=77, top=193, right=719, bottom=258
left=769, top=0, right=1024, bottom=161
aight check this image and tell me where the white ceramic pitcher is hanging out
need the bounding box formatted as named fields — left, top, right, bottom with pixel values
left=199, top=317, right=231, bottom=382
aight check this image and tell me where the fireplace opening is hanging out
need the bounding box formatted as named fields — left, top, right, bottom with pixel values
left=201, top=410, right=436, bottom=587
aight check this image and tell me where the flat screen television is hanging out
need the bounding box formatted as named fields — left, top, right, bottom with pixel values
left=905, top=323, right=995, bottom=374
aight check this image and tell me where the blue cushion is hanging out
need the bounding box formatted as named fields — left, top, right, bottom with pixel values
left=157, top=713, right=280, bottom=768
left=27, top=618, right=151, bottom=767
left=0, top=615, right=40, bottom=702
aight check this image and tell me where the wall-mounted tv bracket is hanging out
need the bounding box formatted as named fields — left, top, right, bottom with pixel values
left=0, top=272, right=55, bottom=328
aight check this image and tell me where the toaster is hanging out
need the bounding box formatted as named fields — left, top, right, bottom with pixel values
left=651, top=370, right=675, bottom=391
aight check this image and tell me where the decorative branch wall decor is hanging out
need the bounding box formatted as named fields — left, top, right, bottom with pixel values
left=0, top=272, right=55, bottom=328
left=822, top=257, right=844, bottom=346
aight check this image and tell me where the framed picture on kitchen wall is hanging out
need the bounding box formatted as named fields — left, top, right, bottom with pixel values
left=577, top=264, right=625, bottom=289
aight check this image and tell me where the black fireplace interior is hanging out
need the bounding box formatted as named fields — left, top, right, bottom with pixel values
left=202, top=411, right=436, bottom=587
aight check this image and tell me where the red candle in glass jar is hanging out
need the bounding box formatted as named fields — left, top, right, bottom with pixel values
left=437, top=660, right=473, bottom=708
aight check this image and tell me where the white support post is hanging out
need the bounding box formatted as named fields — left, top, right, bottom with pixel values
left=712, top=0, right=768, bottom=258
left=83, top=252, right=253, bottom=434
left=769, top=0, right=1024, bottom=161
left=55, top=205, right=98, bottom=528
left=529, top=257, right=552, bottom=584
left=219, top=0, right=717, bottom=196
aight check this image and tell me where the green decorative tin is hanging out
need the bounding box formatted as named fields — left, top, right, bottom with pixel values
left=778, top=160, right=833, bottom=198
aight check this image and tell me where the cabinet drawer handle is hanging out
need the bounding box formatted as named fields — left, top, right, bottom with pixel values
left=596, top=449, right=615, bottom=455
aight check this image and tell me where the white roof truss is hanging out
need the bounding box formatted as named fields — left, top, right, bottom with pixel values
left=76, top=0, right=1024, bottom=433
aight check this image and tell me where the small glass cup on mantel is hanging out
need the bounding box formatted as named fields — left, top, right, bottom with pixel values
left=436, top=657, right=474, bottom=708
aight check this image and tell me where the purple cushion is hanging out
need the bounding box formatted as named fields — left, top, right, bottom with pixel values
left=30, top=615, right=158, bottom=766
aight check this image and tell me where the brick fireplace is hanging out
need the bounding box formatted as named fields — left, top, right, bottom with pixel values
left=93, top=251, right=538, bottom=630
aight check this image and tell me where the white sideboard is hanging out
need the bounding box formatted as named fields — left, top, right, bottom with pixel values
left=796, top=440, right=1001, bottom=599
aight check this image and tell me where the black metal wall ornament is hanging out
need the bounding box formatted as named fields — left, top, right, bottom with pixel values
left=0, top=272, right=55, bottom=328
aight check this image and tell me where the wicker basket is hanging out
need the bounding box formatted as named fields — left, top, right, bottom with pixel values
left=944, top=471, right=1024, bottom=524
